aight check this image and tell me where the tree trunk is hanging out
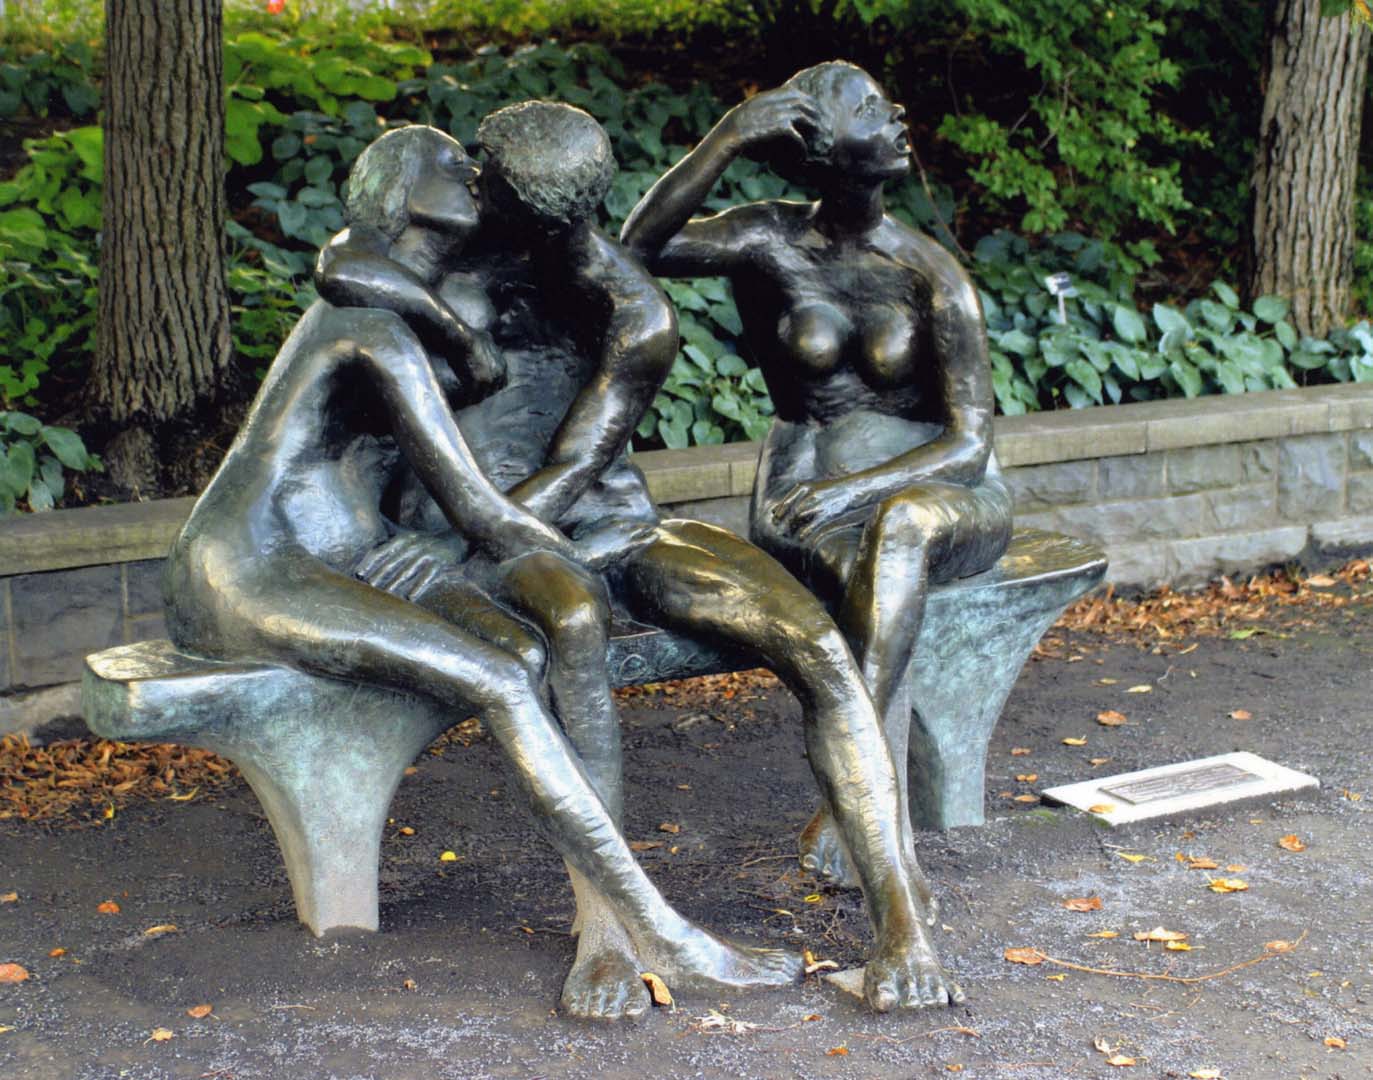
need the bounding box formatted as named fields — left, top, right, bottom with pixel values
left=93, top=0, right=230, bottom=491
left=1247, top=1, right=1370, bottom=337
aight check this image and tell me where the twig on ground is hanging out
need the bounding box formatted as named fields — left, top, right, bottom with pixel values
left=853, top=1025, right=980, bottom=1045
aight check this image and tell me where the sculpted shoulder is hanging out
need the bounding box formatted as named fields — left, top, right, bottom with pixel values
left=875, top=216, right=981, bottom=316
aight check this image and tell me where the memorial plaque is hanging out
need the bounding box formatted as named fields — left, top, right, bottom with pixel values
left=1040, top=752, right=1319, bottom=825
left=1101, top=761, right=1260, bottom=805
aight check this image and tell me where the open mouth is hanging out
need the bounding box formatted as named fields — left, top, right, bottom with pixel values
left=891, top=127, right=910, bottom=155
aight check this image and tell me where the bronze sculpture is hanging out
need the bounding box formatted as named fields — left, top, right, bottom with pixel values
left=622, top=62, right=1013, bottom=885
left=165, top=124, right=802, bottom=1021
left=316, top=103, right=962, bottom=1012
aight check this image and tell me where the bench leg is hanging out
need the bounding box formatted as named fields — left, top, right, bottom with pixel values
left=199, top=684, right=449, bottom=936
left=905, top=579, right=1094, bottom=830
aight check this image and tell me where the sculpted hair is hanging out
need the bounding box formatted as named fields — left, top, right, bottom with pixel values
left=782, top=59, right=872, bottom=167
left=476, top=101, right=615, bottom=225
left=345, top=125, right=473, bottom=238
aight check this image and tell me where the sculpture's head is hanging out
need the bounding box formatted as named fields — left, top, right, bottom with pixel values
left=476, top=101, right=615, bottom=235
left=775, top=61, right=909, bottom=187
left=344, top=125, right=481, bottom=246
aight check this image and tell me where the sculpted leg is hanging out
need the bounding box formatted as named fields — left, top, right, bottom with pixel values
left=493, top=552, right=648, bottom=1020
left=620, top=520, right=961, bottom=1010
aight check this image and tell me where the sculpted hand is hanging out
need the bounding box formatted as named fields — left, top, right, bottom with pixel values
left=354, top=532, right=465, bottom=600
left=723, top=87, right=822, bottom=156
left=573, top=519, right=660, bottom=572
left=461, top=329, right=507, bottom=400
left=770, top=479, right=862, bottom=537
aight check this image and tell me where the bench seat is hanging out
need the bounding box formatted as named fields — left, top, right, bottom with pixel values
left=82, top=528, right=1105, bottom=935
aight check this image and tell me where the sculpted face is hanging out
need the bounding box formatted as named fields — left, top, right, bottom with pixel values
left=822, top=68, right=909, bottom=182
left=404, top=136, right=481, bottom=246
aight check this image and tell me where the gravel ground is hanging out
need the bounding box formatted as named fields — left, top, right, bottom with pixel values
left=1, top=596, right=1371, bottom=1080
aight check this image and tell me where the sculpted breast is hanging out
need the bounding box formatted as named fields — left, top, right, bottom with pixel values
left=777, top=302, right=850, bottom=375
left=858, top=304, right=919, bottom=387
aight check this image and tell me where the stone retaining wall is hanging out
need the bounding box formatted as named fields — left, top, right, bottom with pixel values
left=1, top=386, right=1370, bottom=704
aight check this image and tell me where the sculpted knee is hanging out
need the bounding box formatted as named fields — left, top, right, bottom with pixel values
left=875, top=492, right=951, bottom=549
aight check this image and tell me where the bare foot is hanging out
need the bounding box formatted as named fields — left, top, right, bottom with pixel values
left=635, top=924, right=803, bottom=994
left=799, top=807, right=939, bottom=923
left=560, top=940, right=650, bottom=1021
left=862, top=923, right=965, bottom=1012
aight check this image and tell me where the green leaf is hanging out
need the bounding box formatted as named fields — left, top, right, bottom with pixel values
left=1252, top=295, right=1290, bottom=323
left=0, top=441, right=35, bottom=497
left=1212, top=281, right=1240, bottom=309
left=1065, top=358, right=1103, bottom=402
left=0, top=207, right=46, bottom=250
left=1152, top=303, right=1190, bottom=336
left=3, top=412, right=41, bottom=436
left=42, top=425, right=92, bottom=471
left=1169, top=357, right=1203, bottom=397
left=1111, top=304, right=1146, bottom=345
left=26, top=476, right=53, bottom=512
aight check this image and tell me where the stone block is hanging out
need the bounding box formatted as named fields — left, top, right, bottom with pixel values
left=1167, top=526, right=1308, bottom=587
left=11, top=564, right=124, bottom=688
left=1003, top=460, right=1097, bottom=512
left=1350, top=431, right=1373, bottom=471
left=1207, top=483, right=1278, bottom=533
left=1348, top=473, right=1373, bottom=515
left=1309, top=516, right=1373, bottom=552
left=1050, top=492, right=1215, bottom=545
left=1277, top=434, right=1346, bottom=520
left=661, top=495, right=750, bottom=538
left=1098, top=453, right=1165, bottom=499
left=125, top=612, right=168, bottom=646
left=1239, top=441, right=1278, bottom=482
left=1101, top=541, right=1175, bottom=588
left=124, top=559, right=167, bottom=617
left=1167, top=444, right=1241, bottom=494
left=0, top=580, right=9, bottom=692
left=1302, top=383, right=1373, bottom=432
left=993, top=409, right=1146, bottom=468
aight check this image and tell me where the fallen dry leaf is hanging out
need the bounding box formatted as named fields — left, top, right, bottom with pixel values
left=1306, top=574, right=1337, bottom=587
left=1011, top=747, right=1032, bottom=756
left=143, top=924, right=177, bottom=938
left=1063, top=736, right=1088, bottom=747
left=1265, top=939, right=1297, bottom=953
left=1116, top=852, right=1151, bottom=864
left=1106, top=1055, right=1137, bottom=1067
left=641, top=971, right=673, bottom=1007
left=1004, top=947, right=1045, bottom=966
left=1088, top=804, right=1116, bottom=814
left=1045, top=973, right=1067, bottom=981
left=1188, top=1070, right=1222, bottom=1079
left=1099, top=678, right=1119, bottom=685
left=1089, top=757, right=1111, bottom=766
left=803, top=1014, right=822, bottom=1022
left=658, top=822, right=681, bottom=835
left=186, top=1004, right=213, bottom=1019
left=803, top=893, right=823, bottom=904
left=1225, top=864, right=1246, bottom=872
left=1097, top=710, right=1128, bottom=727
left=1134, top=927, right=1188, bottom=943
left=1062, top=896, right=1103, bottom=912
left=1087, top=931, right=1119, bottom=939
left=1165, top=940, right=1193, bottom=951
left=1013, top=794, right=1039, bottom=803
left=0, top=963, right=29, bottom=983
left=1187, top=856, right=1219, bottom=870
left=402, top=978, right=417, bottom=991
left=947, top=1066, right=965, bottom=1073
left=1015, top=773, right=1038, bottom=783
left=439, top=851, right=458, bottom=862
left=1093, top=1037, right=1116, bottom=1053
left=826, top=1046, right=849, bottom=1057
left=1125, top=684, right=1153, bottom=694
left=0, top=892, right=16, bottom=903
left=167, top=787, right=198, bottom=802
left=96, top=901, right=120, bottom=915
left=145, top=1028, right=174, bottom=1044
left=1324, top=1036, right=1347, bottom=1049
left=629, top=840, right=663, bottom=852
left=1208, top=878, right=1249, bottom=893
left=398, top=826, right=415, bottom=836
left=48, top=948, right=65, bottom=958
left=1229, top=709, right=1252, bottom=720
left=1277, top=834, right=1306, bottom=852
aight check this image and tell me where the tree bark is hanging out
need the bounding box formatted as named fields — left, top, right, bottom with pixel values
left=1248, top=1, right=1370, bottom=337
left=93, top=0, right=231, bottom=440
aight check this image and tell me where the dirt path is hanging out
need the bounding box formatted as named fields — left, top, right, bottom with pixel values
left=1, top=597, right=1371, bottom=1079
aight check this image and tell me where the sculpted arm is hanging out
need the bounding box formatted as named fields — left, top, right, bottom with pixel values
left=621, top=88, right=819, bottom=276
left=507, top=232, right=677, bottom=524
left=316, top=226, right=505, bottom=397
left=359, top=313, right=577, bottom=563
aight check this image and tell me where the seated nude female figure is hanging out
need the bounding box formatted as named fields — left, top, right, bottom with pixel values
left=323, top=103, right=963, bottom=1011
left=165, top=124, right=799, bottom=1021
left=622, top=62, right=1013, bottom=885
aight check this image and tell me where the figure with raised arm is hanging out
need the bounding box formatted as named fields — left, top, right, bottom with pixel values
left=167, top=124, right=800, bottom=1022
left=322, top=103, right=965, bottom=1011
left=622, top=62, right=1013, bottom=886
